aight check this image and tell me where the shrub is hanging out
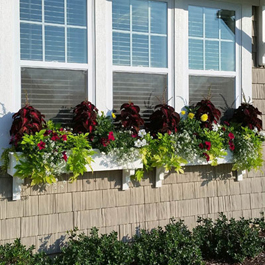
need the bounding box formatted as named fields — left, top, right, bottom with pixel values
left=193, top=213, right=264, bottom=263
left=148, top=104, right=180, bottom=136
left=0, top=239, right=50, bottom=265
left=229, top=103, right=262, bottom=131
left=132, top=219, right=203, bottom=265
left=116, top=102, right=144, bottom=135
left=53, top=227, right=134, bottom=265
left=72, top=100, right=98, bottom=137
left=194, top=100, right=221, bottom=130
left=10, top=105, right=46, bottom=146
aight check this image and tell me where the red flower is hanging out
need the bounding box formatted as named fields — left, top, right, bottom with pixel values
left=229, top=143, right=235, bottom=151
left=101, top=138, right=109, bottom=147
left=224, top=121, right=230, bottom=126
left=108, top=131, right=115, bottom=141
left=228, top=132, right=235, bottom=140
left=37, top=141, right=46, bottom=150
left=132, top=133, right=137, bottom=138
left=62, top=151, right=67, bottom=162
left=59, top=128, right=64, bottom=131
left=203, top=153, right=210, bottom=162
left=199, top=143, right=204, bottom=149
left=205, top=141, right=211, bottom=151
left=222, top=127, right=226, bottom=132
left=61, top=135, right=67, bottom=141
left=44, top=130, right=52, bottom=136
left=51, top=133, right=60, bottom=141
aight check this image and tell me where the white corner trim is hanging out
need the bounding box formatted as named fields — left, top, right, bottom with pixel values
left=259, top=2, right=265, bottom=66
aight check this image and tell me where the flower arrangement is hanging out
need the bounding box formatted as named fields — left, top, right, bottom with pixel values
left=2, top=97, right=264, bottom=185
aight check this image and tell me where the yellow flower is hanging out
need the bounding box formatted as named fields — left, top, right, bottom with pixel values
left=181, top=110, right=186, bottom=115
left=188, top=113, right=195, bottom=119
left=111, top=112, right=116, bottom=119
left=201, top=114, right=208, bottom=122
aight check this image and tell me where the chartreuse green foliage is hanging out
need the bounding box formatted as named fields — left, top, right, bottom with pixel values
left=13, top=122, right=95, bottom=185
left=193, top=213, right=264, bottom=263
left=140, top=132, right=187, bottom=174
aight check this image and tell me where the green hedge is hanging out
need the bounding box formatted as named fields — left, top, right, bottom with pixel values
left=0, top=214, right=264, bottom=265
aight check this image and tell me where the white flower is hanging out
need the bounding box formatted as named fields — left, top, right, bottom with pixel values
left=212, top=123, right=219, bottom=132
left=141, top=139, right=147, bottom=146
left=253, top=127, right=258, bottom=133
left=134, top=139, right=142, bottom=148
left=138, top=129, right=146, bottom=138
left=259, top=131, right=265, bottom=137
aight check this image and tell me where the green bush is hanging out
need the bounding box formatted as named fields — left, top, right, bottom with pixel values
left=132, top=219, right=204, bottom=265
left=53, top=227, right=133, bottom=265
left=193, top=213, right=264, bottom=263
left=0, top=238, right=50, bottom=265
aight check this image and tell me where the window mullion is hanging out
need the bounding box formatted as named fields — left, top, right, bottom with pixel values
left=203, top=7, right=205, bottom=71
left=218, top=13, right=221, bottom=71
left=64, top=0, right=68, bottom=63
left=42, top=0, right=45, bottom=62
left=148, top=1, right=151, bottom=67
left=130, top=0, right=133, bottom=66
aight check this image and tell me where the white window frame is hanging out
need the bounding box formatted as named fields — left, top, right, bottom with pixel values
left=19, top=0, right=95, bottom=106
left=175, top=0, right=253, bottom=113
left=106, top=0, right=175, bottom=113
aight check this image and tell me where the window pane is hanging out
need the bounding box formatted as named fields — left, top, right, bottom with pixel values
left=150, top=1, right=167, bottom=34
left=189, top=39, right=203, bottom=70
left=20, top=23, right=43, bottom=60
left=45, top=26, right=65, bottom=62
left=132, top=34, right=149, bottom=67
left=21, top=68, right=87, bottom=125
left=67, top=28, right=87, bottom=63
left=67, top=0, right=87, bottom=26
left=44, top=0, right=64, bottom=24
left=221, top=42, right=235, bottom=71
left=189, top=76, right=235, bottom=111
left=205, top=41, right=219, bottom=70
left=20, top=0, right=42, bottom=22
left=219, top=9, right=235, bottom=40
left=132, top=0, right=148, bottom=33
left=188, top=6, right=203, bottom=38
left=205, top=8, right=219, bottom=39
left=112, top=0, right=130, bottom=31
left=113, top=32, right=130, bottom=66
left=151, top=36, right=167, bottom=68
left=113, top=72, right=167, bottom=119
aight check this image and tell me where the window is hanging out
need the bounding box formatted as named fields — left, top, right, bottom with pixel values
left=20, top=0, right=92, bottom=125
left=112, top=0, right=173, bottom=117
left=188, top=4, right=238, bottom=111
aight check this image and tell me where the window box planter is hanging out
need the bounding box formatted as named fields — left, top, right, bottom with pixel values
left=155, top=151, right=245, bottom=187
left=7, top=150, right=143, bottom=200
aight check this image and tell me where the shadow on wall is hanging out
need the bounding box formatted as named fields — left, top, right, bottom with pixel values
left=38, top=234, right=66, bottom=254
left=0, top=102, right=13, bottom=158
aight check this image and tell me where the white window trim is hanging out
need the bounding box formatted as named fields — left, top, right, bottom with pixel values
left=106, top=0, right=175, bottom=113
left=18, top=0, right=95, bottom=106
left=175, top=0, right=250, bottom=112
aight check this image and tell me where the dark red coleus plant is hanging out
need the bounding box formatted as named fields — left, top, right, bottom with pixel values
left=10, top=105, right=46, bottom=146
left=72, top=101, right=98, bottom=136
left=229, top=103, right=262, bottom=131
left=116, top=102, right=144, bottom=134
left=148, top=104, right=180, bottom=135
left=195, top=100, right=221, bottom=130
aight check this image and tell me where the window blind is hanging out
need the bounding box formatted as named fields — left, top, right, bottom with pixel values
left=188, top=6, right=235, bottom=71
left=112, top=0, right=168, bottom=68
left=189, top=76, right=235, bottom=112
left=113, top=72, right=167, bottom=120
left=21, top=68, right=87, bottom=125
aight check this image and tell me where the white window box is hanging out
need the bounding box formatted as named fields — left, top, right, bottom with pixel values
left=155, top=151, right=245, bottom=187
left=7, top=150, right=143, bottom=200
